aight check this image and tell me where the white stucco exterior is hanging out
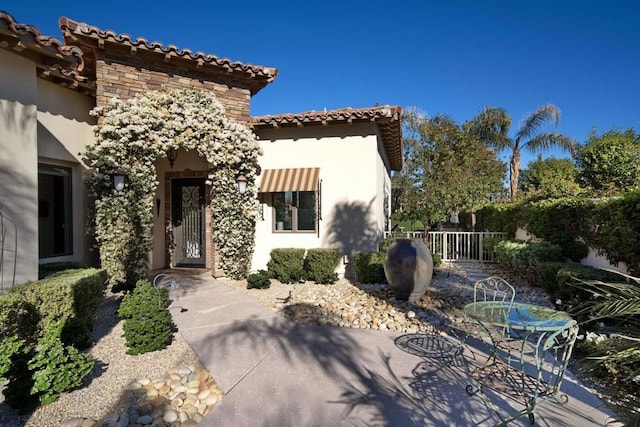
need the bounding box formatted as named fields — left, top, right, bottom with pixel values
left=0, top=48, right=96, bottom=287
left=251, top=123, right=393, bottom=276
left=37, top=79, right=96, bottom=267
left=0, top=50, right=38, bottom=286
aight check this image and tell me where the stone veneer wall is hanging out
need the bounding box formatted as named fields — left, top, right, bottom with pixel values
left=94, top=53, right=251, bottom=123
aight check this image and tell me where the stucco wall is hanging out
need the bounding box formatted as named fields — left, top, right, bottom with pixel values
left=0, top=50, right=38, bottom=286
left=251, top=123, right=389, bottom=275
left=37, top=79, right=96, bottom=266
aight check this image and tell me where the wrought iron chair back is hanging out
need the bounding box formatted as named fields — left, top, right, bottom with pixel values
left=473, top=276, right=516, bottom=306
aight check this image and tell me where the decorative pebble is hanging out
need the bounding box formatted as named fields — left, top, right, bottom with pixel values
left=136, top=415, right=153, bottom=424
left=163, top=410, right=178, bottom=423
left=61, top=417, right=86, bottom=427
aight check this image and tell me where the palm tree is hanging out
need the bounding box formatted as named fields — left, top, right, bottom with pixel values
left=466, top=104, right=577, bottom=201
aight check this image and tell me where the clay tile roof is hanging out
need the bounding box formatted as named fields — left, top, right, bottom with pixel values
left=251, top=105, right=403, bottom=171
left=59, top=17, right=277, bottom=95
left=0, top=11, right=93, bottom=93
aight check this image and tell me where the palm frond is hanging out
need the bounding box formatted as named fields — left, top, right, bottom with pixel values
left=465, top=106, right=513, bottom=149
left=525, top=132, right=577, bottom=156
left=515, top=104, right=561, bottom=141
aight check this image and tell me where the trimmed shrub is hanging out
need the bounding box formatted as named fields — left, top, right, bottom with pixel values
left=304, top=248, right=340, bottom=284
left=8, top=268, right=107, bottom=348
left=267, top=248, right=306, bottom=284
left=38, top=262, right=88, bottom=280
left=118, top=279, right=173, bottom=355
left=354, top=252, right=387, bottom=284
left=247, top=270, right=271, bottom=289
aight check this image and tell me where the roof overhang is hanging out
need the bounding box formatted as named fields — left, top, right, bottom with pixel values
left=0, top=11, right=94, bottom=94
left=59, top=17, right=277, bottom=96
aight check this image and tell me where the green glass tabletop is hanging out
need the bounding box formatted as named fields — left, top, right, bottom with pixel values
left=463, top=301, right=575, bottom=332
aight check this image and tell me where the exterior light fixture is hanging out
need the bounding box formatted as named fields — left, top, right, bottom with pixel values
left=167, top=148, right=178, bottom=168
left=112, top=167, right=125, bottom=191
left=236, top=174, right=247, bottom=194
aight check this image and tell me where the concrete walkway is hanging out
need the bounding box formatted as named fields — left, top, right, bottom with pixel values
left=167, top=269, right=616, bottom=427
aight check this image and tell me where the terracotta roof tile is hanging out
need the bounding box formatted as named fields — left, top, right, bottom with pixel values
left=251, top=105, right=403, bottom=171
left=0, top=11, right=94, bottom=93
left=59, top=17, right=277, bottom=95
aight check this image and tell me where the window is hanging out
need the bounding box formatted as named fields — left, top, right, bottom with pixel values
left=38, top=164, right=72, bottom=257
left=273, top=191, right=316, bottom=232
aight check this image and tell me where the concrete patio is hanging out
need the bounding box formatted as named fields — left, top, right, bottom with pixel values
left=168, top=272, right=617, bottom=426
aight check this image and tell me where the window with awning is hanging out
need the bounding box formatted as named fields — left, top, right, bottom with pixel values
left=259, top=168, right=321, bottom=234
left=259, top=168, right=320, bottom=193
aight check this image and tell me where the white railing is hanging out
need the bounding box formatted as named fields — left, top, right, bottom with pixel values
left=383, top=231, right=507, bottom=262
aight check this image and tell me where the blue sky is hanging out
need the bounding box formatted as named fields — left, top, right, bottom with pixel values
left=6, top=0, right=639, bottom=168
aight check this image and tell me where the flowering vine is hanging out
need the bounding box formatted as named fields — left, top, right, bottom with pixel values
left=83, top=89, right=261, bottom=286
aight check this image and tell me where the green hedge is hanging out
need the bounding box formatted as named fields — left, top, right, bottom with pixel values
left=533, top=261, right=624, bottom=304
left=0, top=296, right=39, bottom=344
left=267, top=248, right=306, bottom=284
left=6, top=268, right=107, bottom=348
left=475, top=203, right=520, bottom=236
left=304, top=248, right=340, bottom=284
left=38, top=262, right=89, bottom=280
left=494, top=240, right=563, bottom=272
left=474, top=192, right=640, bottom=275
left=354, top=252, right=387, bottom=284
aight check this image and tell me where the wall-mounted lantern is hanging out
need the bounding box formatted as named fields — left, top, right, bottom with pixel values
left=167, top=148, right=178, bottom=168
left=112, top=167, right=125, bottom=191
left=236, top=174, right=247, bottom=194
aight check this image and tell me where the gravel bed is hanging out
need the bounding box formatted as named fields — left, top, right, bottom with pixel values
left=225, top=264, right=554, bottom=333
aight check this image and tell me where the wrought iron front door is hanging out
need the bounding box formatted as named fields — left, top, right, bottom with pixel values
left=171, top=178, right=206, bottom=266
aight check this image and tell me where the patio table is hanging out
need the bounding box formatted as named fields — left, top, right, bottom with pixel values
left=462, top=301, right=579, bottom=426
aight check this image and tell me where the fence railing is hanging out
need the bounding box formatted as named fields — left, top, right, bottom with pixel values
left=383, top=231, right=507, bottom=262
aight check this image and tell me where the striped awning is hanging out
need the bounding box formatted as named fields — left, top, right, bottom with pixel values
left=259, top=168, right=320, bottom=192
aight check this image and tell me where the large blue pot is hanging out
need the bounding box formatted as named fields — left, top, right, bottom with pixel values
left=384, top=239, right=433, bottom=302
